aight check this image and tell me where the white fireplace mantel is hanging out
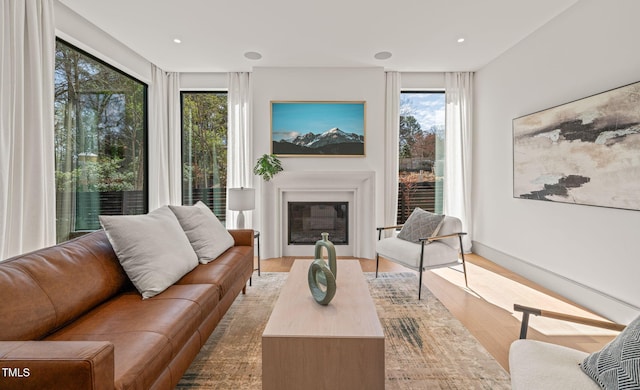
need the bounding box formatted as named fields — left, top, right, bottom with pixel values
left=259, top=171, right=376, bottom=260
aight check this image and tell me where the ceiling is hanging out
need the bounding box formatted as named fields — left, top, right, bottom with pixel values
left=58, top=0, right=578, bottom=73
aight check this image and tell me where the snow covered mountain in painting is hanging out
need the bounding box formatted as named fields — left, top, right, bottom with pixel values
left=274, top=127, right=364, bottom=155
left=290, top=128, right=363, bottom=148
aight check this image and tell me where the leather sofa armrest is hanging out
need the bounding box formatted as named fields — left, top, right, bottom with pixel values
left=228, top=229, right=254, bottom=247
left=0, top=341, right=114, bottom=390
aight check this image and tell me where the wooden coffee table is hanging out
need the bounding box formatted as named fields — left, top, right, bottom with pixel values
left=262, top=259, right=385, bottom=390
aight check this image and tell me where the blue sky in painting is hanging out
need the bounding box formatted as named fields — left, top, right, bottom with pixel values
left=272, top=102, right=364, bottom=141
left=400, top=92, right=445, bottom=132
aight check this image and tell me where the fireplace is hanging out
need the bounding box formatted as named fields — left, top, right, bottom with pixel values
left=288, top=202, right=348, bottom=245
left=260, top=170, right=375, bottom=259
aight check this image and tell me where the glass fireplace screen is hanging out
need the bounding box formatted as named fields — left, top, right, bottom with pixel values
left=287, top=202, right=348, bottom=245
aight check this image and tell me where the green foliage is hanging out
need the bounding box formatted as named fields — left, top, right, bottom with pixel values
left=253, top=154, right=283, bottom=181
left=54, top=40, right=147, bottom=242
left=182, top=93, right=228, bottom=189
left=54, top=40, right=146, bottom=193
left=400, top=115, right=422, bottom=151
left=399, top=115, right=444, bottom=163
left=399, top=144, right=411, bottom=159
left=55, top=156, right=136, bottom=192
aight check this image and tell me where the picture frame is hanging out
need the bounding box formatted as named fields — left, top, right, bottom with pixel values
left=513, top=80, right=640, bottom=211
left=271, top=101, right=366, bottom=157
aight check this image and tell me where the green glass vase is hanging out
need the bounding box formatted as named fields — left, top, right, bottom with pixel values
left=307, top=232, right=337, bottom=305
left=314, top=232, right=336, bottom=279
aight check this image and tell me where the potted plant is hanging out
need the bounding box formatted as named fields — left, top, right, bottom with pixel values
left=253, top=154, right=283, bottom=181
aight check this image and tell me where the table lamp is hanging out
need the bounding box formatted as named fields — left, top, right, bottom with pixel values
left=228, top=187, right=255, bottom=229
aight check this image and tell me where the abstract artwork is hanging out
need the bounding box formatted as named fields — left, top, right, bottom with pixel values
left=513, top=81, right=640, bottom=211
left=271, top=101, right=365, bottom=156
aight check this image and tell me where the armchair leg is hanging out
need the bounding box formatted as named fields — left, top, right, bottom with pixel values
left=461, top=255, right=468, bottom=288
left=519, top=312, right=531, bottom=339
left=418, top=241, right=425, bottom=300
left=375, top=254, right=380, bottom=278
left=458, top=235, right=469, bottom=288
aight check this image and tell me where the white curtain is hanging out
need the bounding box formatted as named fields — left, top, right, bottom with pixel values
left=167, top=73, right=182, bottom=205
left=148, top=65, right=181, bottom=210
left=0, top=0, right=56, bottom=260
left=444, top=72, right=473, bottom=253
left=226, top=72, right=253, bottom=228
left=384, top=72, right=401, bottom=236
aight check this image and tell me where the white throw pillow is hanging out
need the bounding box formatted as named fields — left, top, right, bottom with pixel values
left=99, top=206, right=198, bottom=299
left=168, top=201, right=235, bottom=264
left=397, top=207, right=446, bottom=243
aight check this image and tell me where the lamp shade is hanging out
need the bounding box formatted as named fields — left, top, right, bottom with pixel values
left=228, top=187, right=255, bottom=211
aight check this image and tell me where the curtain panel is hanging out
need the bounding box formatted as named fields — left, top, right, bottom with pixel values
left=148, top=65, right=181, bottom=210
left=384, top=72, right=401, bottom=236
left=226, top=72, right=254, bottom=228
left=444, top=72, right=473, bottom=252
left=0, top=0, right=56, bottom=260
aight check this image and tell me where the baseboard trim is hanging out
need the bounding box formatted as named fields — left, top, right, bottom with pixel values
left=472, top=240, right=639, bottom=324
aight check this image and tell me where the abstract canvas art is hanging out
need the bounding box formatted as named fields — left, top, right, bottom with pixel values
left=271, top=101, right=365, bottom=157
left=513, top=81, right=640, bottom=211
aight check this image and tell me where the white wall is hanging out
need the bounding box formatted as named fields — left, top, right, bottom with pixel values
left=401, top=72, right=444, bottom=90
left=54, top=0, right=151, bottom=83
left=252, top=67, right=385, bottom=258
left=180, top=73, right=227, bottom=90
left=474, top=0, right=640, bottom=323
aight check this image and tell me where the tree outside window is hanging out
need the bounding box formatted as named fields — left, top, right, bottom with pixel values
left=54, top=39, right=147, bottom=243
left=398, top=92, right=445, bottom=223
left=181, top=92, right=228, bottom=223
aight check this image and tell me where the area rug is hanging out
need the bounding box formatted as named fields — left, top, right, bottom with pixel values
left=176, top=271, right=510, bottom=389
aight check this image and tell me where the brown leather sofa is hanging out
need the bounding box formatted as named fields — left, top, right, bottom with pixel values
left=0, top=229, right=254, bottom=390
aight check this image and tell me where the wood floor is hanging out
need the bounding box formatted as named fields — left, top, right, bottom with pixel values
left=256, top=254, right=618, bottom=371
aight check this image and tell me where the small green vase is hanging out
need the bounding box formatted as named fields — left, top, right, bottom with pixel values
left=314, top=232, right=337, bottom=279
left=307, top=258, right=336, bottom=305
left=307, top=232, right=337, bottom=305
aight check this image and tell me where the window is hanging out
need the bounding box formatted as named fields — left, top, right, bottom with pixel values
left=54, top=39, right=148, bottom=243
left=181, top=92, right=228, bottom=223
left=398, top=91, right=445, bottom=224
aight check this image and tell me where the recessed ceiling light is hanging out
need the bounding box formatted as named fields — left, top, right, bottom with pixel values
left=374, top=51, right=392, bottom=60
left=244, top=51, right=262, bottom=60
left=173, top=38, right=181, bottom=44
left=457, top=38, right=465, bottom=43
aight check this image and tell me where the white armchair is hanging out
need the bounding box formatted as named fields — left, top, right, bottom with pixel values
left=510, top=339, right=601, bottom=390
left=375, top=215, right=468, bottom=299
left=510, top=304, right=627, bottom=390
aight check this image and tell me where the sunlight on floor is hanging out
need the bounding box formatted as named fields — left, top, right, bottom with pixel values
left=430, top=261, right=619, bottom=337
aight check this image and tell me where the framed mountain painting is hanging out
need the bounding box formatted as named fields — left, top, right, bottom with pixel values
left=513, top=80, right=640, bottom=211
left=271, top=101, right=366, bottom=157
